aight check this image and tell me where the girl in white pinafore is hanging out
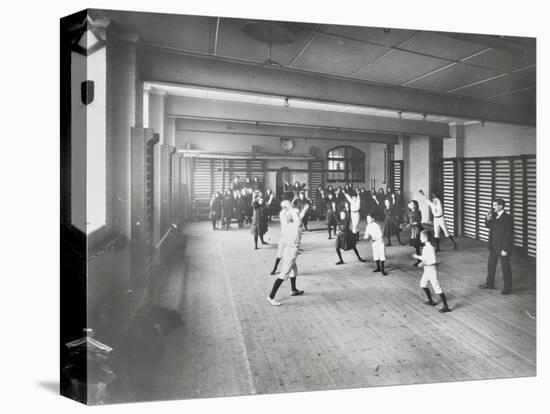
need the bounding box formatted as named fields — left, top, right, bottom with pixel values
left=343, top=190, right=361, bottom=240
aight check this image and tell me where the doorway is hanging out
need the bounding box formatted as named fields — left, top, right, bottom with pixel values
left=276, top=167, right=291, bottom=199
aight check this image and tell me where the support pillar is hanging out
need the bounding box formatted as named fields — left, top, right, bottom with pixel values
left=398, top=135, right=410, bottom=193
left=148, top=91, right=166, bottom=247
left=107, top=29, right=140, bottom=241
left=446, top=123, right=465, bottom=235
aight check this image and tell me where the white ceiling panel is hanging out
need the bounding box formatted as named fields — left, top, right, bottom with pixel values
left=400, top=31, right=488, bottom=61
left=354, top=49, right=450, bottom=84
left=216, top=18, right=317, bottom=66
left=452, top=66, right=536, bottom=98
left=320, top=25, right=418, bottom=47
left=101, top=10, right=211, bottom=53
left=102, top=10, right=536, bottom=108
left=463, top=47, right=535, bottom=72
left=489, top=87, right=535, bottom=105
left=216, top=19, right=270, bottom=63
left=408, top=63, right=502, bottom=92
left=501, top=36, right=536, bottom=49
left=292, top=33, right=389, bottom=75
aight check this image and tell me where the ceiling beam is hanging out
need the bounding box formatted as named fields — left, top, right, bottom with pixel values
left=140, top=47, right=535, bottom=126
left=167, top=96, right=450, bottom=137
left=175, top=119, right=400, bottom=144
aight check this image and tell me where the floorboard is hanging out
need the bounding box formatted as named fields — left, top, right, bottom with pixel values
left=119, top=218, right=537, bottom=402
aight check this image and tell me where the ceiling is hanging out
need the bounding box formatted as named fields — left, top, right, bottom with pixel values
left=96, top=9, right=536, bottom=108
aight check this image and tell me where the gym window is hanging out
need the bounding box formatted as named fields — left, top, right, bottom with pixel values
left=326, top=146, right=365, bottom=182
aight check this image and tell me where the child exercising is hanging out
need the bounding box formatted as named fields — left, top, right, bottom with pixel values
left=412, top=230, right=451, bottom=313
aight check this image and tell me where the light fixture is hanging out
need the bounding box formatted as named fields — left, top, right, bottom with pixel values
left=283, top=97, right=290, bottom=108
left=398, top=111, right=403, bottom=119
left=422, top=113, right=427, bottom=121
left=242, top=21, right=296, bottom=67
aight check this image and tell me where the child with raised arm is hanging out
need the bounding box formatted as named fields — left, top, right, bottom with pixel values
left=343, top=190, right=361, bottom=241
left=412, top=230, right=451, bottom=313
left=418, top=189, right=457, bottom=252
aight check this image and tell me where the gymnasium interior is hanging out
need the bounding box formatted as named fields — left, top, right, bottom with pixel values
left=60, top=9, right=536, bottom=404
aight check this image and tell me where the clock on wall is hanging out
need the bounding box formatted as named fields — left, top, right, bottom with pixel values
left=280, top=138, right=294, bottom=153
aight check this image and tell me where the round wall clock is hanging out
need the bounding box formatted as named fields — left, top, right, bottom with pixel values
left=280, top=138, right=294, bottom=153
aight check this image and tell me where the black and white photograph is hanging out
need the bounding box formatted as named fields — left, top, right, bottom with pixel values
left=3, top=0, right=548, bottom=413
left=58, top=4, right=541, bottom=406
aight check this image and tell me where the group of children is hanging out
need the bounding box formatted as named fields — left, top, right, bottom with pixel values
left=320, top=185, right=405, bottom=245
left=209, top=176, right=279, bottom=249
left=207, top=177, right=453, bottom=313
left=266, top=183, right=454, bottom=313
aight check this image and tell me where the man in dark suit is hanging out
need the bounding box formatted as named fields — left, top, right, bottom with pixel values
left=479, top=198, right=514, bottom=295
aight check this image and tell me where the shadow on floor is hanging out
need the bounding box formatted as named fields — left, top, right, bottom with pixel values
left=36, top=380, right=59, bottom=395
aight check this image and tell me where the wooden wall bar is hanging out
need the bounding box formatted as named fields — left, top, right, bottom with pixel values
left=444, top=154, right=536, bottom=257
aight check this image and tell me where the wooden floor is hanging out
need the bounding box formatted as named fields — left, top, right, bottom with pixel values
left=120, top=219, right=537, bottom=402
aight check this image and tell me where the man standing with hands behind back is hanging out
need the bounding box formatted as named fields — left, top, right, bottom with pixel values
left=479, top=198, right=514, bottom=295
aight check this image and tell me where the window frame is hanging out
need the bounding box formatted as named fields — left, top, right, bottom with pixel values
left=326, top=146, right=366, bottom=183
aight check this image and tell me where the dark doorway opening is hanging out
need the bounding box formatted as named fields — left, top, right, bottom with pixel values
left=276, top=167, right=291, bottom=200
